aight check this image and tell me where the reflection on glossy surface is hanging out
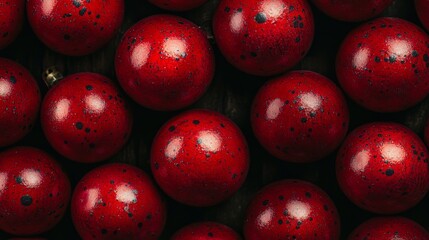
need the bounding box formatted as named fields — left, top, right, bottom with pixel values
left=197, top=131, right=221, bottom=153
left=257, top=208, right=273, bottom=227
left=53, top=99, right=70, bottom=122
left=351, top=149, right=370, bottom=173
left=162, top=38, right=187, bottom=59
left=84, top=188, right=100, bottom=211
left=381, top=143, right=406, bottom=163
left=287, top=200, right=311, bottom=220
left=388, top=39, right=412, bottom=60
left=352, top=47, right=370, bottom=70
left=266, top=98, right=284, bottom=120
left=230, top=11, right=244, bottom=33
left=115, top=183, right=138, bottom=204
left=0, top=79, right=12, bottom=98
left=260, top=0, right=285, bottom=19
left=20, top=169, right=42, bottom=188
left=41, top=0, right=55, bottom=16
left=299, top=93, right=322, bottom=112
left=85, top=95, right=106, bottom=114
left=131, top=42, right=151, bottom=69
left=0, top=172, right=7, bottom=193
left=165, top=137, right=183, bottom=160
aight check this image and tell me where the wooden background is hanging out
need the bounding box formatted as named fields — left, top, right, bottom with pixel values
left=1, top=0, right=429, bottom=239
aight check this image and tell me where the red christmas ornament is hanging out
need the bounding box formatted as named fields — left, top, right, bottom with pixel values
left=212, top=0, right=314, bottom=76
left=251, top=71, right=349, bottom=163
left=41, top=72, right=133, bottom=163
left=336, top=17, right=429, bottom=112
left=348, top=217, right=429, bottom=240
left=244, top=180, right=340, bottom=240
left=27, top=0, right=124, bottom=56
left=0, top=147, right=71, bottom=235
left=0, top=0, right=24, bottom=49
left=311, top=0, right=393, bottom=22
left=0, top=58, right=41, bottom=147
left=115, top=15, right=215, bottom=111
left=148, top=0, right=208, bottom=11
left=171, top=222, right=241, bottom=240
left=150, top=109, right=249, bottom=207
left=336, top=122, right=429, bottom=214
left=416, top=0, right=429, bottom=32
left=71, top=163, right=166, bottom=240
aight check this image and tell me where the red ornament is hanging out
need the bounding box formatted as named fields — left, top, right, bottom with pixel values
left=148, top=0, right=208, bottom=11
left=171, top=222, right=241, bottom=240
left=348, top=217, right=429, bottom=240
left=150, top=109, right=249, bottom=207
left=336, top=122, right=429, bottom=214
left=0, top=147, right=71, bottom=235
left=243, top=180, right=340, bottom=240
left=115, top=15, right=215, bottom=111
left=416, top=0, right=429, bottom=32
left=41, top=72, right=133, bottom=163
left=336, top=17, right=429, bottom=112
left=0, top=0, right=24, bottom=49
left=311, top=0, right=393, bottom=22
left=71, top=163, right=166, bottom=240
left=251, top=71, right=349, bottom=163
left=27, top=0, right=124, bottom=56
left=212, top=0, right=314, bottom=76
left=0, top=58, right=41, bottom=147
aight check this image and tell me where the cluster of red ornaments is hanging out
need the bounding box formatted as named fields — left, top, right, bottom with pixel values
left=1, top=0, right=429, bottom=239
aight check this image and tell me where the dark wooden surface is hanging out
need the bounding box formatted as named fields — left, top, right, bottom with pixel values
left=1, top=0, right=429, bottom=239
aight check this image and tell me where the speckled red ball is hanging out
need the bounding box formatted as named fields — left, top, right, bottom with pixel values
left=0, top=0, right=24, bottom=49
left=348, top=217, right=429, bottom=240
left=212, top=0, right=314, bottom=76
left=27, top=0, right=124, bottom=56
left=336, top=122, right=429, bottom=214
left=336, top=17, right=429, bottom=112
left=0, top=147, right=71, bottom=235
left=150, top=109, right=249, bottom=207
left=115, top=14, right=215, bottom=111
left=416, top=0, right=429, bottom=32
left=0, top=58, right=41, bottom=147
left=311, top=0, right=393, bottom=22
left=148, top=0, right=208, bottom=11
left=251, top=71, right=349, bottom=163
left=171, top=222, right=241, bottom=240
left=243, top=180, right=340, bottom=240
left=71, top=163, right=166, bottom=240
left=41, top=72, right=133, bottom=163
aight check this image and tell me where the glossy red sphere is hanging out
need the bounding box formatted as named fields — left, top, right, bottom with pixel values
left=416, top=0, right=429, bottom=32
left=243, top=180, right=340, bottom=240
left=150, top=109, right=249, bottom=207
left=348, top=217, right=429, bottom=240
left=0, top=0, right=24, bottom=49
left=115, top=15, right=215, bottom=111
left=27, top=0, right=124, bottom=56
left=71, top=163, right=166, bottom=240
left=41, top=72, right=133, bottom=163
left=336, top=17, right=429, bottom=112
left=171, top=222, right=241, bottom=240
left=212, top=0, right=314, bottom=76
left=0, top=58, right=41, bottom=147
left=0, top=147, right=71, bottom=235
left=336, top=122, right=429, bottom=214
left=148, top=0, right=208, bottom=11
left=251, top=71, right=349, bottom=163
left=311, top=0, right=393, bottom=22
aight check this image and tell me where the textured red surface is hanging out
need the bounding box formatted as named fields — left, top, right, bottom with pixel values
left=40, top=73, right=133, bottom=163
left=0, top=147, right=71, bottom=235
left=150, top=109, right=249, bottom=207
left=171, top=222, right=241, bottom=240
left=0, top=0, right=24, bottom=49
left=416, top=0, right=429, bottom=32
left=212, top=0, right=314, bottom=76
left=251, top=71, right=349, bottom=163
left=71, top=163, right=166, bottom=240
left=26, top=0, right=124, bottom=56
left=336, top=122, right=429, bottom=214
left=243, top=180, right=340, bottom=240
